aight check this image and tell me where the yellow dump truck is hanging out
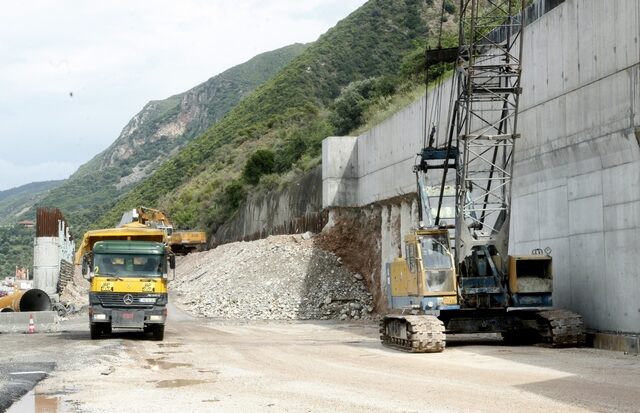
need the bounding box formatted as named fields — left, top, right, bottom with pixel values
left=75, top=224, right=175, bottom=340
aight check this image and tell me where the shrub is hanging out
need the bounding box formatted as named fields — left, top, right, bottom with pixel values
left=259, top=173, right=281, bottom=191
left=223, top=180, right=246, bottom=211
left=443, top=1, right=456, bottom=14
left=329, top=77, right=396, bottom=135
left=242, top=149, right=275, bottom=185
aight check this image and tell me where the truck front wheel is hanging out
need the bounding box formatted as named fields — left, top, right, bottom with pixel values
left=90, top=323, right=101, bottom=340
left=152, top=324, right=165, bottom=341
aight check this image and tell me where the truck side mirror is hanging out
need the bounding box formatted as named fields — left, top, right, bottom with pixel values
left=82, top=253, right=93, bottom=279
left=169, top=255, right=176, bottom=270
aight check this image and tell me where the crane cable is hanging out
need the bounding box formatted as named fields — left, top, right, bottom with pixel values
left=423, top=0, right=450, bottom=150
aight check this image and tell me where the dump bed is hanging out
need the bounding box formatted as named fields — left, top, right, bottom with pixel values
left=74, top=223, right=164, bottom=264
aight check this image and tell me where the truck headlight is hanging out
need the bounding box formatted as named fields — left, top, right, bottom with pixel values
left=93, top=314, right=107, bottom=321
left=149, top=315, right=163, bottom=321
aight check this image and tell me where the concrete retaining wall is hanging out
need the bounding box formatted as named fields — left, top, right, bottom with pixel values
left=213, top=166, right=325, bottom=245
left=512, top=0, right=640, bottom=336
left=323, top=0, right=640, bottom=336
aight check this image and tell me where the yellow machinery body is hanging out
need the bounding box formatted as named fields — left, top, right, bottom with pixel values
left=119, top=206, right=206, bottom=254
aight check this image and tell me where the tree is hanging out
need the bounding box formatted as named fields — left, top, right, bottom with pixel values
left=329, top=78, right=395, bottom=135
left=243, top=149, right=275, bottom=185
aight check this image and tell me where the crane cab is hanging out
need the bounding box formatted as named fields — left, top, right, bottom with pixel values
left=386, top=229, right=459, bottom=314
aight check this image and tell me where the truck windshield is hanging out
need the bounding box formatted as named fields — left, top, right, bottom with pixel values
left=420, top=234, right=453, bottom=269
left=93, top=254, right=163, bottom=277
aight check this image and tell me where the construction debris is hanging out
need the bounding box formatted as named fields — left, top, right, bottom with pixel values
left=173, top=234, right=374, bottom=320
left=59, top=265, right=89, bottom=310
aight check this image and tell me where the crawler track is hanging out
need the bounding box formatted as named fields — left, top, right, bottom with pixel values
left=379, top=315, right=445, bottom=353
left=537, top=309, right=586, bottom=347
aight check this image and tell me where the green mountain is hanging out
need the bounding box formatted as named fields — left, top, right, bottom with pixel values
left=0, top=180, right=65, bottom=225
left=96, top=0, right=452, bottom=232
left=35, top=43, right=308, bottom=235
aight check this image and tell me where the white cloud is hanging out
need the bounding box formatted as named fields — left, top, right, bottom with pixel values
left=0, top=0, right=367, bottom=190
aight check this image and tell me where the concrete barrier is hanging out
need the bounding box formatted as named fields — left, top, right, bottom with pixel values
left=0, top=311, right=60, bottom=334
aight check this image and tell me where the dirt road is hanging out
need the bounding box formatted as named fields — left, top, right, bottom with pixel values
left=2, top=305, right=639, bottom=413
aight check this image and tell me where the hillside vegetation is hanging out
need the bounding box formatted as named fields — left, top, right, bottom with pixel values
left=35, top=43, right=308, bottom=235
left=0, top=180, right=64, bottom=225
left=96, top=0, right=457, bottom=234
left=0, top=224, right=34, bottom=279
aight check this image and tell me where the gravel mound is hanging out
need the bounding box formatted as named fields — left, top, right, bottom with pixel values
left=173, top=234, right=374, bottom=320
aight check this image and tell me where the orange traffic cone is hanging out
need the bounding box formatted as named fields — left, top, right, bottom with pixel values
left=27, top=314, right=36, bottom=334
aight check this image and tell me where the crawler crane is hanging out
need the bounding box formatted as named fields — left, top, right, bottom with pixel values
left=379, top=0, right=585, bottom=352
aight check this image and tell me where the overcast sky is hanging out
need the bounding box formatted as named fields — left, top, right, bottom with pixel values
left=0, top=0, right=367, bottom=191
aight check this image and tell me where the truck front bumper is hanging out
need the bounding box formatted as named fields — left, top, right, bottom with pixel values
left=89, top=304, right=167, bottom=329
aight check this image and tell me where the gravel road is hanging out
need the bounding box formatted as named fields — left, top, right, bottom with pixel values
left=1, top=304, right=639, bottom=413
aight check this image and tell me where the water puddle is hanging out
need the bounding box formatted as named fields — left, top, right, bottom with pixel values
left=155, top=379, right=207, bottom=388
left=6, top=390, right=67, bottom=413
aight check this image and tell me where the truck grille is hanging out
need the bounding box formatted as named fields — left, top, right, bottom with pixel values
left=95, top=292, right=157, bottom=308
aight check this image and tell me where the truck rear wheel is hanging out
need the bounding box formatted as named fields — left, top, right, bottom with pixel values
left=90, top=323, right=101, bottom=340
left=152, top=324, right=164, bottom=341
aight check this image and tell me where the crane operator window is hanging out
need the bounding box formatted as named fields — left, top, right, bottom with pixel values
left=420, top=235, right=453, bottom=269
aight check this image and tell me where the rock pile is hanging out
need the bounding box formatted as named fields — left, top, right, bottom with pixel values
left=59, top=265, right=89, bottom=310
left=173, top=234, right=374, bottom=320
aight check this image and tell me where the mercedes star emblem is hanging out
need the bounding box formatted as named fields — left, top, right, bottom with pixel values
left=123, top=294, right=134, bottom=305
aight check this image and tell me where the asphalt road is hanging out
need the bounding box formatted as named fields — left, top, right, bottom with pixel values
left=1, top=304, right=640, bottom=413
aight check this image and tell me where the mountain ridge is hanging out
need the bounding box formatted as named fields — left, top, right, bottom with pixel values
left=95, top=0, right=451, bottom=232
left=34, top=43, right=308, bottom=234
left=0, top=180, right=65, bottom=225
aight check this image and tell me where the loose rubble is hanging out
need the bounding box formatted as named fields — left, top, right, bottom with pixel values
left=59, top=265, right=89, bottom=310
left=173, top=234, right=374, bottom=320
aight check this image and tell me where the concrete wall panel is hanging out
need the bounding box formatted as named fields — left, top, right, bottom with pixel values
left=513, top=193, right=540, bottom=245
left=576, top=0, right=596, bottom=86
left=545, top=8, right=564, bottom=100
left=604, top=200, right=640, bottom=232
left=568, top=195, right=604, bottom=235
left=560, top=2, right=579, bottom=93
left=542, top=236, right=571, bottom=308
left=602, top=161, right=640, bottom=206
left=568, top=169, right=602, bottom=201
left=604, top=228, right=640, bottom=332
left=538, top=185, right=569, bottom=240
left=569, top=232, right=608, bottom=328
